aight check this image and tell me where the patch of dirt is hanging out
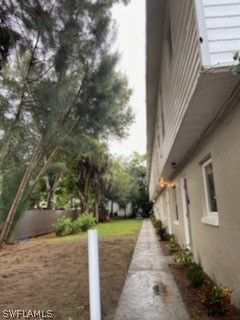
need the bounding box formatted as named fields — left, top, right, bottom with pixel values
left=159, top=241, right=240, bottom=320
left=0, top=234, right=138, bottom=320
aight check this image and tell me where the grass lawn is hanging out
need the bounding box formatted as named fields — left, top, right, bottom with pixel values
left=47, top=218, right=143, bottom=242
left=94, top=219, right=143, bottom=237
left=0, top=219, right=142, bottom=320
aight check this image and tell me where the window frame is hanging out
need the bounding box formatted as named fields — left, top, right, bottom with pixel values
left=201, top=158, right=219, bottom=227
left=172, top=185, right=179, bottom=225
left=167, top=19, right=173, bottom=62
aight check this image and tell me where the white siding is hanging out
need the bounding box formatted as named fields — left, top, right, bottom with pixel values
left=158, top=0, right=201, bottom=181
left=197, top=0, right=240, bottom=66
left=149, top=117, right=165, bottom=199
left=149, top=140, right=159, bottom=199
left=149, top=101, right=165, bottom=199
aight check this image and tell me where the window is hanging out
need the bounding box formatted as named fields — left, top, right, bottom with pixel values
left=172, top=185, right=179, bottom=225
left=203, top=159, right=217, bottom=212
left=167, top=20, right=173, bottom=61
left=201, top=158, right=219, bottom=226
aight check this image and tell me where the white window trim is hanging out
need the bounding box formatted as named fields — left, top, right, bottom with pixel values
left=172, top=185, right=179, bottom=223
left=201, top=214, right=219, bottom=227
left=201, top=158, right=219, bottom=227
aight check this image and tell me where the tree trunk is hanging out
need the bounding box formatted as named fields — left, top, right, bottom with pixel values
left=78, top=190, right=89, bottom=214
left=46, top=173, right=60, bottom=209
left=27, top=121, right=78, bottom=198
left=0, top=140, right=42, bottom=250
left=94, top=186, right=100, bottom=224
left=94, top=196, right=99, bottom=224
left=110, top=200, right=113, bottom=218
left=0, top=35, right=40, bottom=168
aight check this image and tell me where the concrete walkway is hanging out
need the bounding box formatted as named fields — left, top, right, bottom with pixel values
left=114, top=219, right=190, bottom=320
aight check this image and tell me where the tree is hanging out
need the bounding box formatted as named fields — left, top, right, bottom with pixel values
left=106, top=153, right=152, bottom=218
left=105, top=152, right=151, bottom=216
left=44, top=163, right=67, bottom=209
left=62, top=140, right=112, bottom=222
left=127, top=153, right=152, bottom=217
left=106, top=157, right=131, bottom=215
left=0, top=0, right=133, bottom=248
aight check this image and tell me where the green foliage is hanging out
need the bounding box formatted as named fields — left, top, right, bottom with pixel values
left=157, top=226, right=170, bottom=241
left=48, top=219, right=142, bottom=242
left=186, top=263, right=205, bottom=287
left=166, top=235, right=178, bottom=251
left=62, top=217, right=75, bottom=235
left=0, top=169, right=30, bottom=239
left=73, top=214, right=95, bottom=232
left=53, top=214, right=95, bottom=236
left=52, top=216, right=75, bottom=236
left=62, top=139, right=113, bottom=219
left=106, top=153, right=152, bottom=216
left=199, top=283, right=232, bottom=316
left=0, top=10, right=21, bottom=69
left=127, top=153, right=152, bottom=216
left=0, top=0, right=134, bottom=243
left=173, top=248, right=193, bottom=265
left=231, top=52, right=240, bottom=75
left=105, top=156, right=131, bottom=211
left=153, top=219, right=163, bottom=230
left=53, top=196, right=71, bottom=211
left=149, top=212, right=155, bottom=221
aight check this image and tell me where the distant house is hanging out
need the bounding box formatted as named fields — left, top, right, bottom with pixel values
left=107, top=202, right=132, bottom=218
left=146, top=0, right=240, bottom=307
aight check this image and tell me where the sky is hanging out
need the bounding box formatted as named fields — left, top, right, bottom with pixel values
left=109, top=0, right=146, bottom=157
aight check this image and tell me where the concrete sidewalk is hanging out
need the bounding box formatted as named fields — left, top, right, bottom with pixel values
left=114, top=219, right=190, bottom=320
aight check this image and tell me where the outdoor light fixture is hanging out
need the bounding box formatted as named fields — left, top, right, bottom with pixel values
left=158, top=178, right=168, bottom=188
left=160, top=182, right=168, bottom=188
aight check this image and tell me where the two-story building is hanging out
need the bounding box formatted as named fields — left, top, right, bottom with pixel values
left=147, top=0, right=240, bottom=307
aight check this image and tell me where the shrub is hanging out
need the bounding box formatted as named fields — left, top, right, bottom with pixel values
left=149, top=213, right=154, bottom=220
left=72, top=216, right=82, bottom=233
left=149, top=210, right=155, bottom=220
left=157, top=226, right=170, bottom=241
left=199, top=283, right=232, bottom=316
left=75, top=213, right=95, bottom=232
left=53, top=216, right=74, bottom=236
left=53, top=214, right=95, bottom=236
left=173, top=248, right=193, bottom=265
left=153, top=219, right=163, bottom=230
left=166, top=235, right=178, bottom=251
left=186, top=263, right=205, bottom=287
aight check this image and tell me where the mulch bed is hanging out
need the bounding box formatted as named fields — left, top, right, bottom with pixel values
left=159, top=241, right=240, bottom=320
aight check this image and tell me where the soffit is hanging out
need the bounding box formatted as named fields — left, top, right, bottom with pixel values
left=151, top=69, right=239, bottom=200
left=146, top=0, right=167, bottom=176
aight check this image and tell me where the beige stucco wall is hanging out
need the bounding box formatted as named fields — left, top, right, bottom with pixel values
left=166, top=102, right=240, bottom=307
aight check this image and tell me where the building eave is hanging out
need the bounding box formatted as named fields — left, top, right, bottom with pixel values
left=146, top=0, right=167, bottom=180
left=150, top=69, right=240, bottom=201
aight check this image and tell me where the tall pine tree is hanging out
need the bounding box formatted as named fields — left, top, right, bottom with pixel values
left=0, top=0, right=133, bottom=247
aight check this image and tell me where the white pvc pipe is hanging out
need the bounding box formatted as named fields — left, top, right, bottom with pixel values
left=88, top=229, right=101, bottom=320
